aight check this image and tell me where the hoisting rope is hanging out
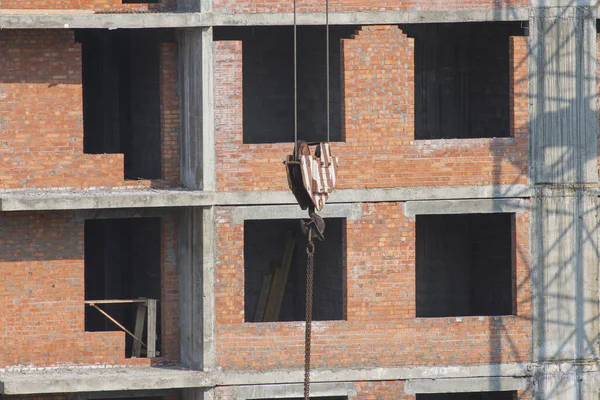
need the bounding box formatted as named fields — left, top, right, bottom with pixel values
left=301, top=1, right=330, bottom=400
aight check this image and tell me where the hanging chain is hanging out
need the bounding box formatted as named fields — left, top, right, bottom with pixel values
left=293, top=0, right=298, bottom=158
left=325, top=0, right=330, bottom=143
left=304, top=237, right=315, bottom=400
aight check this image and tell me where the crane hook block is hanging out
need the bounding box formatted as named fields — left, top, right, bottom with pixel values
left=284, top=141, right=339, bottom=212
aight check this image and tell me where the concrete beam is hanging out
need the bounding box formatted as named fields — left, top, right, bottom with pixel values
left=403, top=198, right=527, bottom=219
left=0, top=7, right=531, bottom=30
left=211, top=8, right=530, bottom=25
left=404, top=377, right=527, bottom=394
left=214, top=363, right=534, bottom=386
left=0, top=367, right=211, bottom=395
left=231, top=204, right=363, bottom=224
left=0, top=185, right=534, bottom=212
left=0, top=363, right=534, bottom=395
left=0, top=12, right=204, bottom=29
left=232, top=383, right=356, bottom=399
left=0, top=188, right=215, bottom=211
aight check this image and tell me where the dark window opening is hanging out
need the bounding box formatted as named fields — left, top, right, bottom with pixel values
left=84, top=218, right=162, bottom=358
left=76, top=29, right=165, bottom=180
left=244, top=218, right=346, bottom=322
left=418, top=392, right=517, bottom=400
left=215, top=26, right=356, bottom=144
left=259, top=397, right=347, bottom=400
left=416, top=213, right=515, bottom=318
left=398, top=22, right=526, bottom=139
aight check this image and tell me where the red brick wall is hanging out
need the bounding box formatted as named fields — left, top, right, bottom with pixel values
left=0, top=31, right=179, bottom=190
left=215, top=26, right=528, bottom=192
left=159, top=43, right=181, bottom=186
left=0, top=212, right=178, bottom=367
left=160, top=216, right=180, bottom=360
left=213, top=0, right=527, bottom=13
left=214, top=203, right=531, bottom=370
left=0, top=0, right=175, bottom=11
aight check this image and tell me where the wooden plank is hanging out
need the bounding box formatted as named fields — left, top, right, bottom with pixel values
left=85, top=299, right=151, bottom=304
left=146, top=299, right=157, bottom=358
left=132, top=303, right=147, bottom=357
left=253, top=271, right=273, bottom=322
left=263, top=235, right=295, bottom=322
left=89, top=304, right=146, bottom=348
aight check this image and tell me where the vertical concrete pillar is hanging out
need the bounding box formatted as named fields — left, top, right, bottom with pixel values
left=529, top=4, right=600, bottom=399
left=178, top=207, right=216, bottom=370
left=178, top=27, right=215, bottom=190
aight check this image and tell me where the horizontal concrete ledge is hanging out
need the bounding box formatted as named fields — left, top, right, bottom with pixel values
left=220, top=185, right=533, bottom=207
left=0, top=8, right=529, bottom=29
left=233, top=382, right=356, bottom=399
left=0, top=185, right=533, bottom=212
left=0, top=367, right=211, bottom=395
left=404, top=376, right=528, bottom=394
left=1, top=363, right=534, bottom=395
left=0, top=188, right=215, bottom=211
left=403, top=198, right=528, bottom=218
left=215, top=363, right=534, bottom=386
left=231, top=204, right=362, bottom=224
left=212, top=8, right=529, bottom=25
left=0, top=12, right=203, bottom=29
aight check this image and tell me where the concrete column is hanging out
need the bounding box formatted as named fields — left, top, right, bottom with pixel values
left=178, top=27, right=215, bottom=190
left=178, top=207, right=216, bottom=370
left=529, top=4, right=600, bottom=399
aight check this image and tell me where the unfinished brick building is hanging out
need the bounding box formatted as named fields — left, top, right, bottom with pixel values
left=0, top=0, right=598, bottom=399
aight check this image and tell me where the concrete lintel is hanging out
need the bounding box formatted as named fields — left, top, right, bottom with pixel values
left=404, top=377, right=528, bottom=394
left=0, top=367, right=211, bottom=395
left=403, top=198, right=528, bottom=219
left=231, top=204, right=362, bottom=224
left=232, top=382, right=356, bottom=399
left=0, top=7, right=529, bottom=30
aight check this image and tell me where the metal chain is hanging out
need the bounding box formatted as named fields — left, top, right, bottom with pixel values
left=304, top=239, right=315, bottom=400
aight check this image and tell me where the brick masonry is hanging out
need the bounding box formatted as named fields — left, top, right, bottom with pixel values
left=159, top=42, right=181, bottom=186
left=214, top=203, right=531, bottom=370
left=215, top=26, right=528, bottom=192
left=0, top=0, right=176, bottom=11
left=213, top=0, right=527, bottom=13
left=0, top=30, right=179, bottom=190
left=0, top=212, right=179, bottom=367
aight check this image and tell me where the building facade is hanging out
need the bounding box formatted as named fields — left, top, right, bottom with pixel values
left=0, top=0, right=598, bottom=399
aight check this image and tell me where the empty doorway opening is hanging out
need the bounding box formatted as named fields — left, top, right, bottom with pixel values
left=416, top=213, right=515, bottom=318
left=84, top=218, right=162, bottom=357
left=244, top=218, right=346, bottom=322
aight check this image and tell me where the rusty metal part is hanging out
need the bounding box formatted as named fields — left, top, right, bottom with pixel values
left=284, top=141, right=339, bottom=212
left=304, top=233, right=315, bottom=400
